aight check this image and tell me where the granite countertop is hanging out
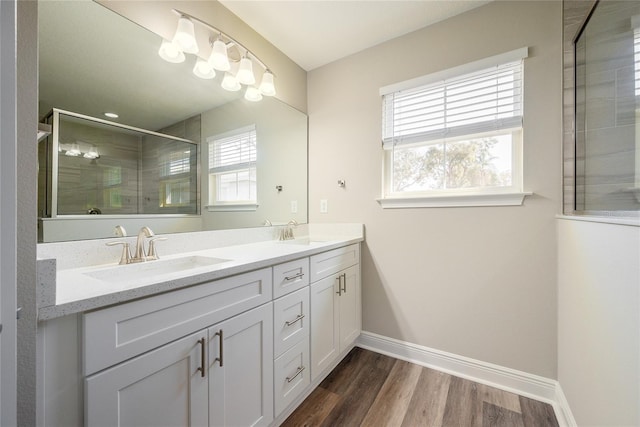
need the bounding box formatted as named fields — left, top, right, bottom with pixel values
left=37, top=232, right=363, bottom=320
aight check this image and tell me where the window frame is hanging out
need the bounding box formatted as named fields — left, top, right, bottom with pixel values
left=378, top=48, right=531, bottom=208
left=206, top=125, right=259, bottom=212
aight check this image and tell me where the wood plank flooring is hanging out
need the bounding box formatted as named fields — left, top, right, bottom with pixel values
left=282, top=347, right=559, bottom=427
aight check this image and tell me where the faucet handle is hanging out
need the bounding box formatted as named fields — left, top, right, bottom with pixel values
left=106, top=241, right=132, bottom=265
left=147, top=237, right=168, bottom=260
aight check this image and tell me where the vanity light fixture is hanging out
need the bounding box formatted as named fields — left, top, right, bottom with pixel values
left=259, top=70, right=276, bottom=96
left=236, top=56, right=256, bottom=86
left=158, top=9, right=275, bottom=101
left=173, top=15, right=199, bottom=54
left=209, top=38, right=231, bottom=71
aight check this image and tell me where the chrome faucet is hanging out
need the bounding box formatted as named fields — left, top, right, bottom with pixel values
left=279, top=219, right=299, bottom=241
left=107, top=225, right=167, bottom=264
left=131, top=226, right=155, bottom=263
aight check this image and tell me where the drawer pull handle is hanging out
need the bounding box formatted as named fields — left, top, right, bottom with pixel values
left=286, top=366, right=305, bottom=383
left=214, top=330, right=224, bottom=367
left=341, top=273, right=347, bottom=293
left=196, top=337, right=206, bottom=378
left=284, top=272, right=304, bottom=281
left=336, top=275, right=342, bottom=296
left=285, top=314, right=305, bottom=327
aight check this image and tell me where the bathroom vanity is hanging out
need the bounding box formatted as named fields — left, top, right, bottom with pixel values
left=36, top=224, right=363, bottom=426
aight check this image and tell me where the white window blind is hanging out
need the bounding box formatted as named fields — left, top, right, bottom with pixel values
left=382, top=59, right=524, bottom=149
left=208, top=125, right=257, bottom=174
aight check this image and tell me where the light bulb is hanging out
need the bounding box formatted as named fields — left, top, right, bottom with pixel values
left=173, top=16, right=198, bottom=54
left=244, top=86, right=263, bottom=102
left=209, top=39, right=230, bottom=71
left=259, top=70, right=276, bottom=96
left=193, top=58, right=216, bottom=79
left=158, top=39, right=185, bottom=63
left=236, top=57, right=256, bottom=85
left=221, top=72, right=241, bottom=92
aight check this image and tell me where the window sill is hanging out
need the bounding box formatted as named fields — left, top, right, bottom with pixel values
left=376, top=192, right=532, bottom=209
left=206, top=203, right=259, bottom=212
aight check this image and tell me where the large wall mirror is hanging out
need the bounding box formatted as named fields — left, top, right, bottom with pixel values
left=37, top=0, right=308, bottom=242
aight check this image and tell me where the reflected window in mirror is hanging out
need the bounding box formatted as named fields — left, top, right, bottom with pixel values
left=573, top=0, right=640, bottom=215
left=207, top=125, right=258, bottom=208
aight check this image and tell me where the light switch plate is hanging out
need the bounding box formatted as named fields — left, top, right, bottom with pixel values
left=320, top=199, right=328, bottom=213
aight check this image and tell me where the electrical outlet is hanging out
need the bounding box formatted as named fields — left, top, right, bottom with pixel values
left=291, top=200, right=298, bottom=213
left=320, top=199, right=328, bottom=213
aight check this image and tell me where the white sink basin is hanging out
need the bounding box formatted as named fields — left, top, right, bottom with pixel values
left=84, top=255, right=231, bottom=283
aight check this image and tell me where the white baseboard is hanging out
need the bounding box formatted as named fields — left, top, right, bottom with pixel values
left=554, top=382, right=578, bottom=427
left=357, top=331, right=576, bottom=427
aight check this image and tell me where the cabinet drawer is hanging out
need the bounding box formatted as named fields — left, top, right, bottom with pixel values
left=309, top=244, right=359, bottom=282
left=273, top=258, right=309, bottom=299
left=274, top=338, right=310, bottom=417
left=83, top=268, right=272, bottom=375
left=273, top=287, right=309, bottom=358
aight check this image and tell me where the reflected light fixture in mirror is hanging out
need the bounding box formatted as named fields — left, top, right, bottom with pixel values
left=244, top=86, right=263, bottom=102
left=65, top=143, right=81, bottom=157
left=83, top=145, right=100, bottom=159
left=193, top=58, right=216, bottom=79
left=158, top=39, right=186, bottom=63
left=158, top=9, right=276, bottom=100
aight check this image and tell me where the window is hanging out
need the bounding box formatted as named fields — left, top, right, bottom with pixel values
left=379, top=48, right=530, bottom=208
left=207, top=125, right=257, bottom=209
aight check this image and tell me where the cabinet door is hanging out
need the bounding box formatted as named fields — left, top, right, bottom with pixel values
left=85, top=330, right=208, bottom=427
left=310, top=274, right=340, bottom=381
left=208, top=303, right=274, bottom=427
left=339, top=264, right=361, bottom=352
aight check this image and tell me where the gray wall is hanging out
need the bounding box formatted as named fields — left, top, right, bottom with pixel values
left=557, top=219, right=640, bottom=426
left=308, top=0, right=562, bottom=378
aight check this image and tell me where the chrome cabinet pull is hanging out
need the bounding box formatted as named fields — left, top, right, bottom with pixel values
left=285, top=313, right=305, bottom=327
left=336, top=275, right=342, bottom=296
left=214, top=330, right=224, bottom=367
left=342, top=273, right=347, bottom=293
left=286, top=366, right=305, bottom=383
left=284, top=272, right=304, bottom=281
left=196, top=337, right=206, bottom=377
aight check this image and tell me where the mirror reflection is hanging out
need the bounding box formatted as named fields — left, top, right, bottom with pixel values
left=574, top=0, right=640, bottom=212
left=37, top=0, right=308, bottom=242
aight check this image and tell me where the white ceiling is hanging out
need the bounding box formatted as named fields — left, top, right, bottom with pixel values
left=219, top=0, right=492, bottom=71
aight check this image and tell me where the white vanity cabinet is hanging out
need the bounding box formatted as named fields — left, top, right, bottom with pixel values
left=309, top=244, right=361, bottom=380
left=38, top=238, right=363, bottom=427
left=83, top=268, right=274, bottom=427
